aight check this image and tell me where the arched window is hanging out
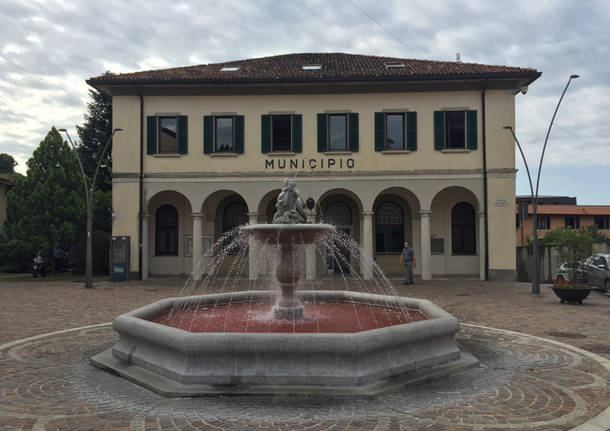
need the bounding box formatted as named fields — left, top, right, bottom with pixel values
left=222, top=201, right=248, bottom=233
left=452, top=202, right=476, bottom=255
left=156, top=204, right=179, bottom=255
left=375, top=202, right=404, bottom=252
left=325, top=202, right=352, bottom=226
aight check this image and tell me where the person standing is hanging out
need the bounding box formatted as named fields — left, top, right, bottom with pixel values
left=399, top=241, right=416, bottom=285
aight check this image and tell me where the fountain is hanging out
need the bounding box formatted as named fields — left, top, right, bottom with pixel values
left=91, top=179, right=477, bottom=396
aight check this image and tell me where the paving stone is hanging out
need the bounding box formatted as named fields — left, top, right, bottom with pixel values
left=0, top=279, right=608, bottom=430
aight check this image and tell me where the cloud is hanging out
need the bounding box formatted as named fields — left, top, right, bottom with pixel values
left=0, top=0, right=608, bottom=183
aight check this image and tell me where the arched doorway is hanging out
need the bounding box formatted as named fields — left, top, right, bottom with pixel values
left=430, top=186, right=480, bottom=276
left=145, top=190, right=193, bottom=277
left=318, top=192, right=362, bottom=275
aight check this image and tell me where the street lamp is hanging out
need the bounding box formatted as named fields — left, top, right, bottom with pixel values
left=59, top=127, right=123, bottom=289
left=503, top=74, right=579, bottom=295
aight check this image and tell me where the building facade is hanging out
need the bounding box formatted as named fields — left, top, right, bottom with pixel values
left=88, top=53, right=540, bottom=280
left=516, top=203, right=610, bottom=247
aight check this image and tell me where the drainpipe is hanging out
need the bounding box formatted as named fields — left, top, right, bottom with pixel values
left=481, top=86, right=489, bottom=280
left=138, top=91, right=144, bottom=280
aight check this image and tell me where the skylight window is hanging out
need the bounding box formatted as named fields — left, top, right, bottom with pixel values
left=220, top=66, right=240, bottom=72
left=384, top=62, right=405, bottom=69
left=302, top=64, right=321, bottom=70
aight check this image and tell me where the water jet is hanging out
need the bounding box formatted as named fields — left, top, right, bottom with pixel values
left=91, top=179, right=477, bottom=395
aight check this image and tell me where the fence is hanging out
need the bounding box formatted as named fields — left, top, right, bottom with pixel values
left=516, top=242, right=607, bottom=283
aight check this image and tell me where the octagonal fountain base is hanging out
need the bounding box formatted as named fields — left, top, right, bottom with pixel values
left=91, top=291, right=478, bottom=396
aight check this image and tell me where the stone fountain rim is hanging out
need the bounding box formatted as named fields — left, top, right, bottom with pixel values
left=111, top=290, right=459, bottom=346
left=242, top=223, right=335, bottom=232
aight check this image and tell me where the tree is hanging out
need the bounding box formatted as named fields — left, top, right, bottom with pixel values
left=541, top=228, right=595, bottom=283
left=76, top=89, right=112, bottom=192
left=0, top=153, right=17, bottom=174
left=1, top=128, right=86, bottom=271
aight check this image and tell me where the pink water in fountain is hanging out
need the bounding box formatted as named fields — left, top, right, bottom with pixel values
left=154, top=301, right=427, bottom=333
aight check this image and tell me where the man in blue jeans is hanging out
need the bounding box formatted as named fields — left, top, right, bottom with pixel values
left=399, top=241, right=416, bottom=285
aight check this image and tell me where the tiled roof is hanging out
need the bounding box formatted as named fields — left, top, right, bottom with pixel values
left=518, top=205, right=610, bottom=216
left=88, top=53, right=540, bottom=85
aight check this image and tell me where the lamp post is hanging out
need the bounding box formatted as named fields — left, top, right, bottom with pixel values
left=503, top=74, right=579, bottom=295
left=59, top=128, right=122, bottom=289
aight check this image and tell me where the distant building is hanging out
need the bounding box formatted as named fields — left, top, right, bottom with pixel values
left=0, top=174, right=16, bottom=236
left=88, top=53, right=541, bottom=281
left=516, top=200, right=610, bottom=246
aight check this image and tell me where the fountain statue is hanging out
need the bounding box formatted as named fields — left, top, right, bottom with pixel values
left=91, top=179, right=477, bottom=396
left=272, top=178, right=307, bottom=224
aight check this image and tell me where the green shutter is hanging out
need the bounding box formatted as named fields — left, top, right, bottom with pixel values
left=466, top=110, right=477, bottom=150
left=348, top=113, right=359, bottom=152
left=317, top=113, right=328, bottom=153
left=374, top=112, right=385, bottom=151
left=234, top=115, right=244, bottom=154
left=177, top=115, right=188, bottom=154
left=434, top=111, right=445, bottom=150
left=146, top=116, right=157, bottom=154
left=291, top=114, right=302, bottom=153
left=203, top=116, right=213, bottom=154
left=261, top=114, right=271, bottom=153
left=406, top=111, right=417, bottom=151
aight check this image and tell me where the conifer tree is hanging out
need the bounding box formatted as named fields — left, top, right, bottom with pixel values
left=2, top=128, right=86, bottom=271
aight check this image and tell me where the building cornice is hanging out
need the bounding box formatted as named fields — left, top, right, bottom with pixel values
left=113, top=168, right=515, bottom=182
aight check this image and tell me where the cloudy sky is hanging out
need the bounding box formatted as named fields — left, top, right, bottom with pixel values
left=1, top=0, right=608, bottom=203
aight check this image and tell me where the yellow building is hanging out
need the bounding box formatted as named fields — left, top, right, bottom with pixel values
left=87, top=53, right=540, bottom=281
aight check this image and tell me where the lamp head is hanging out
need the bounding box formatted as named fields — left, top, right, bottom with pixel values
left=113, top=128, right=123, bottom=132
left=502, top=126, right=512, bottom=130
left=570, top=74, right=580, bottom=79
left=58, top=128, right=67, bottom=132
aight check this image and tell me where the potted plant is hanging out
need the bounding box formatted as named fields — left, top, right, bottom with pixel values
left=541, top=228, right=594, bottom=304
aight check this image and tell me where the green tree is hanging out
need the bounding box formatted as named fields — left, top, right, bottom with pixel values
left=76, top=88, right=112, bottom=192
left=541, top=227, right=595, bottom=283
left=0, top=153, right=17, bottom=174
left=1, top=128, right=86, bottom=271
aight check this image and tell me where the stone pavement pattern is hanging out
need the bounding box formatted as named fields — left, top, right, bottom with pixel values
left=0, top=278, right=608, bottom=430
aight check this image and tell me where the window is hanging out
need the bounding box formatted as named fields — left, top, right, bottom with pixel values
left=445, top=111, right=465, bottom=148
left=272, top=115, right=292, bottom=152
left=375, top=202, right=404, bottom=253
left=261, top=114, right=302, bottom=153
left=384, top=61, right=405, bottom=68
left=155, top=205, right=179, bottom=256
left=146, top=115, right=187, bottom=155
left=325, top=202, right=352, bottom=226
left=204, top=115, right=244, bottom=154
left=565, top=216, right=580, bottom=229
left=374, top=112, right=417, bottom=151
left=215, top=116, right=234, bottom=152
left=451, top=202, right=476, bottom=255
left=329, top=114, right=348, bottom=151
left=222, top=202, right=248, bottom=233
left=317, top=113, right=358, bottom=153
left=158, top=117, right=177, bottom=153
left=302, top=64, right=321, bottom=70
left=537, top=215, right=551, bottom=230
left=386, top=113, right=405, bottom=150
left=220, top=66, right=240, bottom=72
left=595, top=216, right=609, bottom=230
left=434, top=110, right=477, bottom=150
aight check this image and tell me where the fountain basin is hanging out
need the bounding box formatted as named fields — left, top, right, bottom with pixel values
left=91, top=290, right=478, bottom=396
left=243, top=223, right=334, bottom=243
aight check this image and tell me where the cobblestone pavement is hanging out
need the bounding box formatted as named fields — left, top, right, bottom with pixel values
left=0, top=278, right=608, bottom=430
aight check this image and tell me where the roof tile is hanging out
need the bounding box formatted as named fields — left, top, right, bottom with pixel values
left=88, top=53, right=539, bottom=85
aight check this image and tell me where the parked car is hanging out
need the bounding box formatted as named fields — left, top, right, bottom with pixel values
left=555, top=257, right=591, bottom=283
left=586, top=253, right=610, bottom=291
